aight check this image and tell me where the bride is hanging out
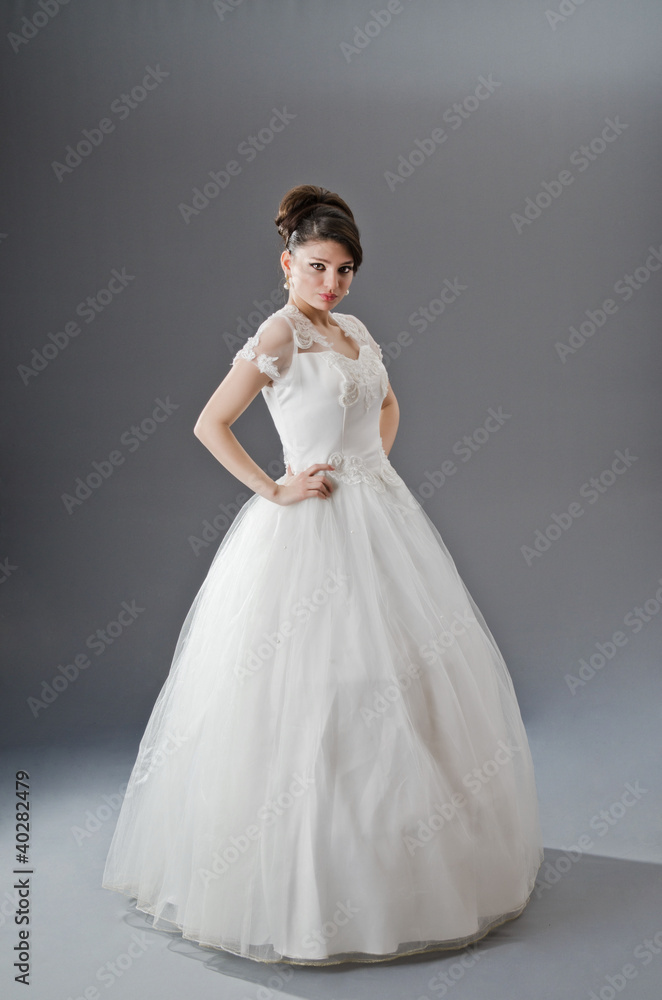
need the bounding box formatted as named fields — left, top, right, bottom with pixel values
left=102, top=183, right=544, bottom=965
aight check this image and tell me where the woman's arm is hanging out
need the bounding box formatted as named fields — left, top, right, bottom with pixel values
left=379, top=382, right=400, bottom=456
left=360, top=320, right=399, bottom=456
left=193, top=361, right=280, bottom=501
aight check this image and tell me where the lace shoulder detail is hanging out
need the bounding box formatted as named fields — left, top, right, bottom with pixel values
left=332, top=312, right=384, bottom=363
left=231, top=312, right=295, bottom=383
left=329, top=312, right=370, bottom=347
left=349, top=315, right=383, bottom=360
left=281, top=305, right=383, bottom=359
left=280, top=302, right=334, bottom=351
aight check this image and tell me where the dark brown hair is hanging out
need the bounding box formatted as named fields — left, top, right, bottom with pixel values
left=274, top=184, right=363, bottom=272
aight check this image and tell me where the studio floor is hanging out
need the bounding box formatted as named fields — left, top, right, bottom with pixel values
left=1, top=710, right=661, bottom=1000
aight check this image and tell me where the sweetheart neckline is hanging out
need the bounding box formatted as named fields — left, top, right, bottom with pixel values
left=297, top=344, right=366, bottom=364
left=282, top=303, right=363, bottom=362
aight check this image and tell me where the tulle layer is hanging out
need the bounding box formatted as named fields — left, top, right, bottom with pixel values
left=102, top=472, right=544, bottom=964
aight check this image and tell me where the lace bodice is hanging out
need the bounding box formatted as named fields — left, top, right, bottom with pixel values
left=231, top=303, right=418, bottom=513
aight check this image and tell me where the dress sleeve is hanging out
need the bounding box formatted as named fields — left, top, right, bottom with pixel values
left=230, top=313, right=295, bottom=383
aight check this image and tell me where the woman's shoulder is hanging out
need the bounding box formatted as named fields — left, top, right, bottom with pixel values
left=230, top=307, right=296, bottom=379
left=253, top=306, right=297, bottom=339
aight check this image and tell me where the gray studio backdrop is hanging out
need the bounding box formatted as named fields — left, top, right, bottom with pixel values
left=2, top=1, right=661, bottom=861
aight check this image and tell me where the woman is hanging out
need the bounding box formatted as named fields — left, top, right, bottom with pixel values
left=102, top=184, right=544, bottom=965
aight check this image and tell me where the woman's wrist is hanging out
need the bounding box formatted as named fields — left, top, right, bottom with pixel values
left=253, top=478, right=279, bottom=501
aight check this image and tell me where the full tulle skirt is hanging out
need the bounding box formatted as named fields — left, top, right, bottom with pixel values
left=102, top=472, right=543, bottom=964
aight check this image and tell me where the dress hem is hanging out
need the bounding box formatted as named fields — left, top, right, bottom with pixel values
left=102, top=850, right=544, bottom=967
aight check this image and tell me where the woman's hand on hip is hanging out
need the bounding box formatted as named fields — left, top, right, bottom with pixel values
left=272, top=463, right=336, bottom=505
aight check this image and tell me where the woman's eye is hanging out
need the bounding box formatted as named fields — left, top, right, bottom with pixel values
left=310, top=263, right=353, bottom=273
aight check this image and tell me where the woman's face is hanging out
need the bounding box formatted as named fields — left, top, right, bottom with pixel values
left=282, top=240, right=354, bottom=311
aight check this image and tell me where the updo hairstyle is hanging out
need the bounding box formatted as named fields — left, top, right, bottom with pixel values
left=274, top=184, right=363, bottom=272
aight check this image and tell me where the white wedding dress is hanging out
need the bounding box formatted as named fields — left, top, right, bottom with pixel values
left=102, top=301, right=544, bottom=965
